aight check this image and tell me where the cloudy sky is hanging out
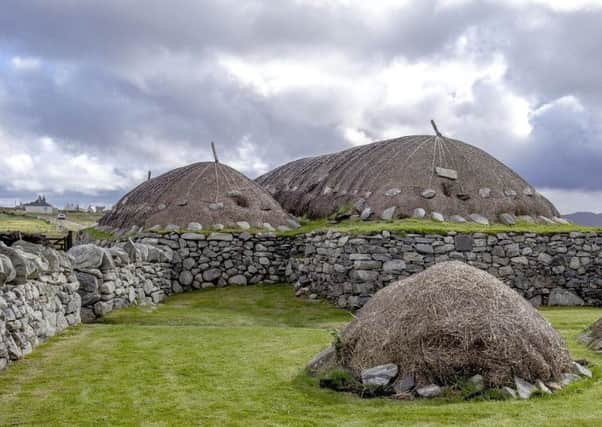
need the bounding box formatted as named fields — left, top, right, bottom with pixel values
left=1, top=0, right=602, bottom=213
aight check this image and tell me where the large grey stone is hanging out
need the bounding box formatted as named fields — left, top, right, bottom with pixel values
left=187, top=222, right=203, bottom=231
left=416, top=384, right=443, bottom=398
left=306, top=346, right=337, bottom=375
left=514, top=377, right=536, bottom=399
left=68, top=244, right=113, bottom=271
left=560, top=373, right=580, bottom=386
left=228, top=275, right=247, bottom=286
left=431, top=212, right=444, bottom=222
left=0, top=254, right=15, bottom=285
left=361, top=363, right=398, bottom=386
left=574, top=361, right=592, bottom=378
left=499, top=213, right=516, bottom=225
left=208, top=233, right=233, bottom=241
left=182, top=233, right=205, bottom=241
left=383, top=260, right=406, bottom=273
left=421, top=189, right=436, bottom=199
left=392, top=375, right=415, bottom=393
left=548, top=288, right=584, bottom=306
left=435, top=166, right=458, bottom=180
left=384, top=188, right=401, bottom=197
left=468, top=213, right=489, bottom=225
left=179, top=271, right=194, bottom=286
left=412, top=208, right=426, bottom=219
left=360, top=207, right=373, bottom=220
left=454, top=235, right=473, bottom=252
left=449, top=215, right=466, bottom=223
left=380, top=207, right=396, bottom=221
left=203, top=269, right=222, bottom=282
left=236, top=221, right=251, bottom=230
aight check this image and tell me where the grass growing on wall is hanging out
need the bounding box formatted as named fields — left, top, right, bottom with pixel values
left=280, top=218, right=602, bottom=236
left=0, top=285, right=601, bottom=426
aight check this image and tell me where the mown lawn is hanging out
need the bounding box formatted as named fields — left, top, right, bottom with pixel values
left=0, top=212, right=63, bottom=236
left=0, top=285, right=601, bottom=426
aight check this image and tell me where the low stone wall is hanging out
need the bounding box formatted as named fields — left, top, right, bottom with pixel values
left=127, top=231, right=304, bottom=291
left=0, top=241, right=80, bottom=370
left=69, top=242, right=175, bottom=322
left=295, top=230, right=602, bottom=309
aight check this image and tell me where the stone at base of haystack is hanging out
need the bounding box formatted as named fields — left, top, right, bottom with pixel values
left=311, top=355, right=593, bottom=400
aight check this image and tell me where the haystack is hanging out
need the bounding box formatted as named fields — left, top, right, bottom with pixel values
left=256, top=123, right=559, bottom=222
left=100, top=155, right=291, bottom=231
left=337, top=261, right=572, bottom=387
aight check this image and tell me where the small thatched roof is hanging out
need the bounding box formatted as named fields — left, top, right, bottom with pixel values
left=338, top=261, right=572, bottom=386
left=256, top=129, right=559, bottom=221
left=99, top=161, right=290, bottom=230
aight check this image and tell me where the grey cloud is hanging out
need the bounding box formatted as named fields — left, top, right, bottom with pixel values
left=0, top=0, right=601, bottom=207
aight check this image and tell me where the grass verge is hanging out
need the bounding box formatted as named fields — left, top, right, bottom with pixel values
left=0, top=285, right=601, bottom=426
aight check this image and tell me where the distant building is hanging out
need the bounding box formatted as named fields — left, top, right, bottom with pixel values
left=94, top=205, right=106, bottom=213
left=64, top=203, right=80, bottom=212
left=23, top=195, right=55, bottom=214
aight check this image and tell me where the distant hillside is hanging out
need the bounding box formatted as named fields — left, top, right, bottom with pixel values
left=563, top=212, right=602, bottom=226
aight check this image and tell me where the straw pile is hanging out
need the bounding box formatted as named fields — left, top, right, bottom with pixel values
left=338, top=261, right=573, bottom=386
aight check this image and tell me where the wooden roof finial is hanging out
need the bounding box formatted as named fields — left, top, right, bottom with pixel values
left=211, top=141, right=220, bottom=164
left=431, top=120, right=443, bottom=137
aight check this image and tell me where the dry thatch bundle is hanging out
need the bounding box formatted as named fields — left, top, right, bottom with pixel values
left=338, top=261, right=572, bottom=387
left=100, top=161, right=291, bottom=230
left=256, top=132, right=559, bottom=221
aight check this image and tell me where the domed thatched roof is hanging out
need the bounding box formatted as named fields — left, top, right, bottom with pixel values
left=100, top=161, right=291, bottom=230
left=256, top=128, right=559, bottom=222
left=338, top=261, right=572, bottom=386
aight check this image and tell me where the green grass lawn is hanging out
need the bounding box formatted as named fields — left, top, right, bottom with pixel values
left=1, top=285, right=601, bottom=426
left=0, top=212, right=63, bottom=236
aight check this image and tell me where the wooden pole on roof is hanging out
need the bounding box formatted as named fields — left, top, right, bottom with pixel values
left=431, top=120, right=443, bottom=137
left=211, top=141, right=220, bottom=164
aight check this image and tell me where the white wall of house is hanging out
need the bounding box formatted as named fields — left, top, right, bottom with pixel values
left=25, top=206, right=55, bottom=214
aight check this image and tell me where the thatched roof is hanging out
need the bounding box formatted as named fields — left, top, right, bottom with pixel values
left=256, top=132, right=559, bottom=221
left=338, top=261, right=572, bottom=386
left=99, top=162, right=290, bottom=230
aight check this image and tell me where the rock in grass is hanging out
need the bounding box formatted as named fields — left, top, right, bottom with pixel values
left=560, top=373, right=580, bottom=386
left=431, top=212, right=444, bottom=222
left=392, top=375, right=415, bottom=393
left=449, top=215, right=466, bottom=223
left=514, top=377, right=537, bottom=399
left=501, top=386, right=517, bottom=399
left=361, top=363, right=398, bottom=386
left=499, top=213, right=516, bottom=225
left=360, top=207, right=373, bottom=220
left=574, top=361, right=592, bottom=378
left=469, top=213, right=489, bottom=225
left=468, top=374, right=485, bottom=392
left=416, top=384, right=442, bottom=398
left=536, top=379, right=552, bottom=394
left=307, top=346, right=337, bottom=376
left=412, top=208, right=426, bottom=219
left=380, top=207, right=396, bottom=221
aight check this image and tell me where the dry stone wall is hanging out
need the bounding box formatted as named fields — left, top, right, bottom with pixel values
left=69, top=242, right=174, bottom=322
left=4, top=226, right=602, bottom=372
left=0, top=241, right=80, bottom=371
left=294, top=230, right=602, bottom=309
left=123, top=231, right=304, bottom=291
